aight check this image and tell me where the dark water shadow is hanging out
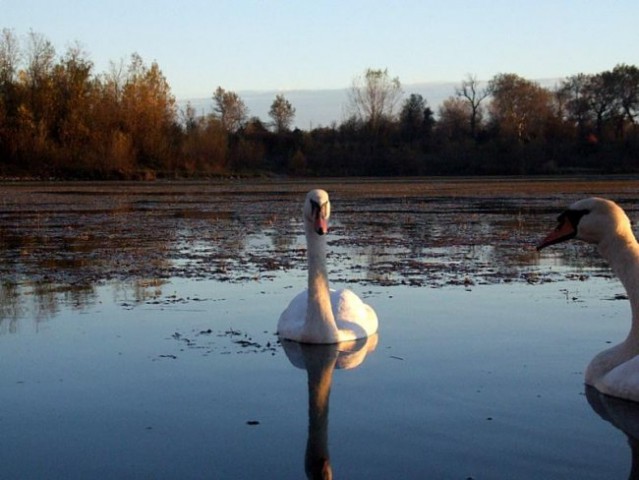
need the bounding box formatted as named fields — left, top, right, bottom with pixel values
left=586, top=385, right=639, bottom=479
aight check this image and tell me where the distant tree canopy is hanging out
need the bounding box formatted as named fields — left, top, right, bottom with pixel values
left=399, top=94, right=434, bottom=142
left=0, top=29, right=638, bottom=179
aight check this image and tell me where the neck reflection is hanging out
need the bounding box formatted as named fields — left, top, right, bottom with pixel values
left=281, top=335, right=378, bottom=480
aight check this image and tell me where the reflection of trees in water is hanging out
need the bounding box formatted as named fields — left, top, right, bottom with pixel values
left=111, top=278, right=167, bottom=305
left=0, top=282, right=22, bottom=333
left=0, top=280, right=97, bottom=333
left=0, top=277, right=172, bottom=334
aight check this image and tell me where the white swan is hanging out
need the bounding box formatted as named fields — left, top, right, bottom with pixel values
left=277, top=189, right=378, bottom=344
left=537, top=197, right=639, bottom=402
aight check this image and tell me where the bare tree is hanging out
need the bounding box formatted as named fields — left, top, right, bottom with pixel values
left=611, top=64, right=639, bottom=126
left=0, top=28, right=20, bottom=86
left=98, top=58, right=126, bottom=105
left=583, top=72, right=617, bottom=139
left=557, top=73, right=592, bottom=136
left=213, top=86, right=248, bottom=133
left=347, top=68, right=402, bottom=130
left=268, top=94, right=296, bottom=132
left=455, top=74, right=489, bottom=139
left=24, top=30, right=56, bottom=86
left=0, top=28, right=21, bottom=162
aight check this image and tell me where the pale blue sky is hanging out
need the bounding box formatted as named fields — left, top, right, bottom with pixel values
left=2, top=0, right=638, bottom=100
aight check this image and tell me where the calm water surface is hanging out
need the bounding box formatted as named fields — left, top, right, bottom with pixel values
left=2, top=178, right=639, bottom=479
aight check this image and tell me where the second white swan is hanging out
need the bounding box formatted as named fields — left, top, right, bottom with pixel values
left=538, top=197, right=639, bottom=402
left=277, top=189, right=378, bottom=344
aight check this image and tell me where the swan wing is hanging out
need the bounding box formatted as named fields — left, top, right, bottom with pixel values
left=330, top=289, right=378, bottom=341
left=597, top=356, right=639, bottom=403
left=277, top=290, right=308, bottom=341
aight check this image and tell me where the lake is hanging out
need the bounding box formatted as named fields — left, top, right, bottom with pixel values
left=2, top=177, right=639, bottom=479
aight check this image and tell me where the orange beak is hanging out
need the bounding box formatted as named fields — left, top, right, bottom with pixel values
left=315, top=216, right=328, bottom=235
left=537, top=217, right=577, bottom=251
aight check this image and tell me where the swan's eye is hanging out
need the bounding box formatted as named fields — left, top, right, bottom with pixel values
left=308, top=199, right=329, bottom=235
left=557, top=209, right=589, bottom=226
left=309, top=199, right=320, bottom=218
left=309, top=199, right=328, bottom=219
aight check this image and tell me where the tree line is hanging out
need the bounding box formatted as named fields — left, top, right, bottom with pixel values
left=1, top=29, right=638, bottom=179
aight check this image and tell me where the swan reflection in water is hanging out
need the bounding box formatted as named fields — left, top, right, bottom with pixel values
left=281, top=334, right=378, bottom=480
left=586, top=385, right=639, bottom=479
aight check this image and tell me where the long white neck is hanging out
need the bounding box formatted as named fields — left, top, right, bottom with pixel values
left=304, top=222, right=339, bottom=343
left=599, top=231, right=639, bottom=343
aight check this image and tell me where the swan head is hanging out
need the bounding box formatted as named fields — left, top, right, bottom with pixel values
left=304, top=189, right=331, bottom=236
left=537, top=197, right=632, bottom=250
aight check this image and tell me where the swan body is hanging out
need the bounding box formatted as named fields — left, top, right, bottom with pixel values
left=279, top=288, right=378, bottom=343
left=277, top=189, right=378, bottom=344
left=538, top=197, right=639, bottom=402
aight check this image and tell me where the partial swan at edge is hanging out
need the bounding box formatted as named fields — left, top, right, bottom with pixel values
left=538, top=197, right=639, bottom=402
left=278, top=189, right=378, bottom=344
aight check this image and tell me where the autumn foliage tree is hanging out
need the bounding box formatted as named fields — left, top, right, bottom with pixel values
left=487, top=74, right=554, bottom=143
left=0, top=30, right=179, bottom=178
left=180, top=106, right=228, bottom=175
left=119, top=53, right=177, bottom=173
